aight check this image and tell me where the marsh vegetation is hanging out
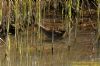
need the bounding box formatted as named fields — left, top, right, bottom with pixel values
left=0, top=0, right=100, bottom=66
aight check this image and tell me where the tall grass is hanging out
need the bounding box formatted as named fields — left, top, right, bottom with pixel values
left=0, top=0, right=100, bottom=66
left=74, top=0, right=80, bottom=42
left=0, top=0, right=2, bottom=25
left=6, top=0, right=12, bottom=66
left=97, top=0, right=100, bottom=36
left=67, top=0, right=72, bottom=45
left=0, top=9, right=2, bottom=25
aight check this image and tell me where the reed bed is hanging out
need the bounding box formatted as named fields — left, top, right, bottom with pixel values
left=0, top=0, right=100, bottom=66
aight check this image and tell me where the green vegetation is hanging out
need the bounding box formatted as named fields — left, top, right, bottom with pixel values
left=0, top=0, right=1, bottom=25
left=0, top=0, right=100, bottom=66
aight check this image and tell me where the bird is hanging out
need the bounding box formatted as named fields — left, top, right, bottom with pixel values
left=40, top=25, right=65, bottom=40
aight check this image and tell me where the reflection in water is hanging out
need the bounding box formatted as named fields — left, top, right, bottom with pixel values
left=0, top=31, right=99, bottom=66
